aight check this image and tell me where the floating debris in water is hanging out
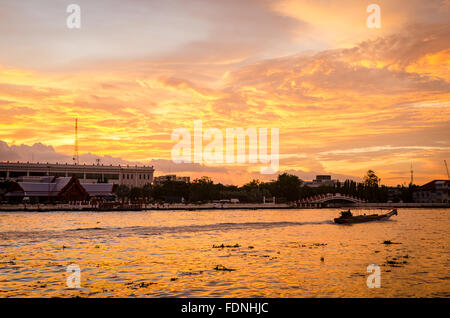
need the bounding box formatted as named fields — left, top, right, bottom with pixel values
left=290, top=242, right=327, bottom=249
left=248, top=246, right=254, bottom=249
left=170, top=278, right=178, bottom=281
left=179, top=270, right=204, bottom=276
left=385, top=258, right=408, bottom=267
left=320, top=257, right=325, bottom=262
left=214, top=265, right=235, bottom=271
left=125, top=281, right=157, bottom=289
left=212, top=243, right=240, bottom=248
left=138, top=282, right=156, bottom=288
left=0, top=260, right=16, bottom=265
left=383, top=240, right=401, bottom=245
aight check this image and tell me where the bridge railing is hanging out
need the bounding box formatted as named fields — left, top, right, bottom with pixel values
left=299, top=193, right=365, bottom=203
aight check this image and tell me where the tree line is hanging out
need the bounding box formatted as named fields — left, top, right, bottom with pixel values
left=115, top=170, right=418, bottom=204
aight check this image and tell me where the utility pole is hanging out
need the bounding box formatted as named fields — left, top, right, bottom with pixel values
left=410, top=162, right=414, bottom=186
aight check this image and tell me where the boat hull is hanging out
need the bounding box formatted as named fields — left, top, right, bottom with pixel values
left=334, top=210, right=397, bottom=224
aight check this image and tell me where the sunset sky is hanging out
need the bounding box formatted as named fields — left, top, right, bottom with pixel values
left=0, top=0, right=449, bottom=185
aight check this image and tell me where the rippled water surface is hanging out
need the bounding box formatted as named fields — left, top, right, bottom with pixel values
left=0, top=208, right=449, bottom=297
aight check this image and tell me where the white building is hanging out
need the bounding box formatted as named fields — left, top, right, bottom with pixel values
left=413, top=180, right=449, bottom=203
left=0, top=161, right=154, bottom=187
left=303, top=175, right=339, bottom=188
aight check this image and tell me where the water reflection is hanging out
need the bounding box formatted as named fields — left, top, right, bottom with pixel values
left=0, top=209, right=449, bottom=297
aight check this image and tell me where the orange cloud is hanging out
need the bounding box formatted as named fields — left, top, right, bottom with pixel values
left=0, top=2, right=449, bottom=185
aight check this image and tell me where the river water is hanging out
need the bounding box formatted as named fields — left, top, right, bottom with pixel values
left=0, top=208, right=448, bottom=297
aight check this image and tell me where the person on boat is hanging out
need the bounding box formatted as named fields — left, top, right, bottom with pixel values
left=340, top=209, right=353, bottom=218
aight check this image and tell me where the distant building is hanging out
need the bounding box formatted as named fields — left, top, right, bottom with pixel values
left=413, top=180, right=449, bottom=203
left=5, top=176, right=115, bottom=203
left=0, top=161, right=154, bottom=187
left=316, top=175, right=332, bottom=182
left=303, top=175, right=339, bottom=188
left=153, top=174, right=190, bottom=185
left=215, top=198, right=240, bottom=204
left=387, top=186, right=403, bottom=203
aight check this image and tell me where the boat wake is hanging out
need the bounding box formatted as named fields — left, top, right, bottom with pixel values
left=0, top=220, right=333, bottom=241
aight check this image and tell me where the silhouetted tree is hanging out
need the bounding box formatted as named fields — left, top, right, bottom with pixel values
left=116, top=185, right=130, bottom=203
left=275, top=173, right=303, bottom=202
left=363, top=170, right=380, bottom=187
left=142, top=184, right=153, bottom=202
left=189, top=176, right=219, bottom=202
left=110, top=170, right=419, bottom=204
left=129, top=187, right=143, bottom=202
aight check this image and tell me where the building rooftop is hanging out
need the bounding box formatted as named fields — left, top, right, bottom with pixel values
left=6, top=176, right=114, bottom=198
left=0, top=161, right=154, bottom=170
left=416, top=180, right=449, bottom=191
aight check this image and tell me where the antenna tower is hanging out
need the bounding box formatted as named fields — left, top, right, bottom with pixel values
left=73, top=118, right=79, bottom=165
left=410, top=162, right=414, bottom=185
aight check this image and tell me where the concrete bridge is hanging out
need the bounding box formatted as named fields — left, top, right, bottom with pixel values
left=299, top=193, right=366, bottom=204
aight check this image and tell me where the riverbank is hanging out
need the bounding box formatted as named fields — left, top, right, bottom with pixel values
left=0, top=203, right=293, bottom=212
left=0, top=202, right=448, bottom=212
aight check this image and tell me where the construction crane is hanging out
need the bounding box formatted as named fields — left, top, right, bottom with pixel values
left=73, top=118, right=79, bottom=165
left=445, top=160, right=450, bottom=180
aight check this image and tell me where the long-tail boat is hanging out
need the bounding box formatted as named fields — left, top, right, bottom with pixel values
left=334, top=209, right=398, bottom=224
